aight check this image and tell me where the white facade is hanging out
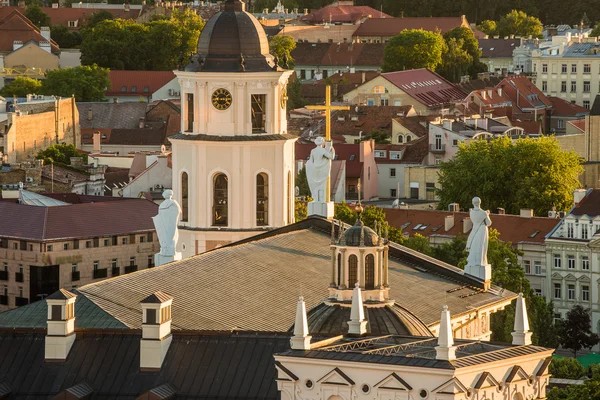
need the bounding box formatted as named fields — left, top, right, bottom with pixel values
left=119, top=156, right=172, bottom=198
left=151, top=78, right=181, bottom=102
left=172, top=69, right=297, bottom=256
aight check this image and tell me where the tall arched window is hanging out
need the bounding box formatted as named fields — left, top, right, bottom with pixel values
left=348, top=255, right=358, bottom=287
left=397, top=135, right=404, bottom=143
left=213, top=173, right=228, bottom=226
left=337, top=253, right=342, bottom=286
left=181, top=172, right=189, bottom=222
left=365, top=254, right=375, bottom=289
left=256, top=173, right=268, bottom=226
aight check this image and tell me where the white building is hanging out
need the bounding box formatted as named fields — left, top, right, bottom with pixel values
left=171, top=0, right=296, bottom=256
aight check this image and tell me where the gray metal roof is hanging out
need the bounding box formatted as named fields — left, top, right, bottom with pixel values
left=19, top=189, right=70, bottom=207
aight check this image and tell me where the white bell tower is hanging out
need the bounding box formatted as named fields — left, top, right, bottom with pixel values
left=171, top=0, right=296, bottom=256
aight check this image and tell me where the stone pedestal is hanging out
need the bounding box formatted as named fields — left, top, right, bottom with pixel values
left=154, top=252, right=182, bottom=267
left=308, top=201, right=334, bottom=219
left=465, top=263, right=491, bottom=282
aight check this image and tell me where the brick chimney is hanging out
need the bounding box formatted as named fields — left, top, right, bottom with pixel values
left=45, top=289, right=77, bottom=361
left=140, top=291, right=173, bottom=370
left=40, top=26, right=51, bottom=41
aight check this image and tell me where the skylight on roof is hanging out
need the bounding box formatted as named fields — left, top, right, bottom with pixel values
left=529, top=230, right=540, bottom=238
left=431, top=224, right=443, bottom=232
left=349, top=155, right=355, bottom=161
left=400, top=222, right=411, bottom=229
left=413, top=224, right=422, bottom=230
left=419, top=224, right=429, bottom=230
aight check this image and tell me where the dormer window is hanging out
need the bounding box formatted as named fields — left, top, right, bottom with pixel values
left=121, top=86, right=127, bottom=92
left=131, top=86, right=137, bottom=93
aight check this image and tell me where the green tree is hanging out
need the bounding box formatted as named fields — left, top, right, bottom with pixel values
left=357, top=130, right=391, bottom=144
left=85, top=10, right=114, bottom=29
left=169, top=8, right=205, bottom=68
left=36, top=143, right=88, bottom=166
left=548, top=365, right=600, bottom=399
left=442, top=26, right=487, bottom=79
left=477, top=20, right=497, bottom=35
left=382, top=29, right=444, bottom=72
left=286, top=78, right=305, bottom=111
left=559, top=305, right=600, bottom=357
left=50, top=25, right=82, bottom=49
left=41, top=65, right=110, bottom=102
left=403, top=233, right=433, bottom=254
left=333, top=203, right=404, bottom=243
left=591, top=23, right=600, bottom=38
left=549, top=358, right=585, bottom=380
left=146, top=20, right=184, bottom=70
left=437, top=136, right=583, bottom=216
left=496, top=10, right=543, bottom=38
left=295, top=199, right=308, bottom=221
left=436, top=37, right=472, bottom=83
left=269, top=35, right=296, bottom=68
left=296, top=167, right=310, bottom=197
left=25, top=4, right=50, bottom=28
left=0, top=77, right=42, bottom=98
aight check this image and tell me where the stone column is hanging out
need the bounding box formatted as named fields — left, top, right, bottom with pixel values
left=359, top=249, right=365, bottom=288
left=330, top=247, right=337, bottom=287
left=376, top=248, right=383, bottom=287
left=383, top=246, right=389, bottom=287
left=340, top=249, right=346, bottom=288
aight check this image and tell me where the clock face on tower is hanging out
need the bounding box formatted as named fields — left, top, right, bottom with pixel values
left=211, top=88, right=232, bottom=110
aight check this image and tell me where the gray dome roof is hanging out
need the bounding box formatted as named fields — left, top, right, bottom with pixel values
left=193, top=0, right=275, bottom=72
left=344, top=220, right=379, bottom=247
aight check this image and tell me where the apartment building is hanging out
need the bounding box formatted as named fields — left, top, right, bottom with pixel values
left=532, top=35, right=600, bottom=109
left=0, top=192, right=158, bottom=311
left=545, top=189, right=600, bottom=331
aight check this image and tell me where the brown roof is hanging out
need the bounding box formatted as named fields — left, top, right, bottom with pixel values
left=457, top=76, right=502, bottom=92
left=301, top=5, right=390, bottom=24
left=106, top=70, right=176, bottom=97
left=393, top=115, right=431, bottom=137
left=291, top=42, right=384, bottom=67
left=511, top=119, right=541, bottom=134
left=353, top=16, right=468, bottom=37
left=316, top=71, right=380, bottom=85
left=571, top=190, right=600, bottom=216
left=478, top=38, right=520, bottom=58
left=0, top=198, right=157, bottom=241
left=383, top=208, right=558, bottom=244
left=0, top=10, right=60, bottom=54
left=568, top=119, right=586, bottom=133
left=549, top=96, right=590, bottom=116
left=106, top=127, right=168, bottom=146
left=0, top=6, right=140, bottom=29
left=383, top=69, right=467, bottom=108
left=497, top=76, right=552, bottom=110
left=78, top=102, right=148, bottom=130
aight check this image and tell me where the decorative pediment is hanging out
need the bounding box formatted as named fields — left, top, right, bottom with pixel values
left=374, top=373, right=412, bottom=391
left=433, top=377, right=469, bottom=394
left=551, top=272, right=563, bottom=280
left=578, top=275, right=591, bottom=282
left=317, top=367, right=355, bottom=386
left=274, top=361, right=298, bottom=382
left=505, top=365, right=530, bottom=383
left=473, top=372, right=500, bottom=390
left=564, top=273, right=577, bottom=281
left=535, top=357, right=553, bottom=377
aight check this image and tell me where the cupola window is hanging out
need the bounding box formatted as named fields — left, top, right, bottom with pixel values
left=251, top=94, right=266, bottom=133
left=365, top=254, right=375, bottom=289
left=181, top=172, right=189, bottom=222
left=186, top=93, right=194, bottom=132
left=213, top=173, right=228, bottom=226
left=256, top=173, right=269, bottom=226
left=348, top=255, right=358, bottom=287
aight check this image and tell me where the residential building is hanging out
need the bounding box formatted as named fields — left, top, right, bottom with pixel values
left=291, top=42, right=384, bottom=82
left=498, top=75, right=554, bottom=131
left=300, top=2, right=390, bottom=25
left=352, top=15, right=480, bottom=43
left=1, top=98, right=80, bottom=163
left=343, top=69, right=467, bottom=115
left=404, top=165, right=440, bottom=200
left=105, top=70, right=179, bottom=103
left=41, top=161, right=105, bottom=196
left=0, top=191, right=158, bottom=311
left=384, top=207, right=560, bottom=295
left=478, top=38, right=521, bottom=73
left=545, top=189, right=600, bottom=332
left=548, top=95, right=588, bottom=133
left=114, top=153, right=172, bottom=199
left=531, top=35, right=600, bottom=108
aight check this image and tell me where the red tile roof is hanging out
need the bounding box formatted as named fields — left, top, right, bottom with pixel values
left=496, top=76, right=552, bottom=110
left=106, top=70, right=176, bottom=97
left=571, top=190, right=600, bottom=216
left=0, top=198, right=157, bottom=241
left=511, top=120, right=541, bottom=134
left=383, top=69, right=467, bottom=108
left=291, top=42, right=384, bottom=67
left=301, top=5, right=390, bottom=24
left=383, top=208, right=559, bottom=244
left=353, top=16, right=469, bottom=37
left=0, top=10, right=60, bottom=53
left=0, top=6, right=139, bottom=29
left=478, top=38, right=520, bottom=58
left=316, top=71, right=380, bottom=85
left=548, top=96, right=590, bottom=116
left=568, top=119, right=586, bottom=133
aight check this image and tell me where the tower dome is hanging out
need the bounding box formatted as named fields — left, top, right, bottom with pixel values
left=343, top=220, right=379, bottom=247
left=193, top=0, right=275, bottom=72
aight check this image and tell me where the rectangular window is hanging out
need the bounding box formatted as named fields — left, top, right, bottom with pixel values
left=374, top=150, right=386, bottom=158
left=148, top=255, right=154, bottom=268
left=300, top=70, right=306, bottom=80
left=542, top=81, right=548, bottom=91
left=112, top=259, right=118, bottom=268
left=571, top=81, right=577, bottom=92
left=93, top=261, right=99, bottom=271
left=380, top=98, right=389, bottom=106
left=51, top=304, right=62, bottom=320
left=390, top=168, right=396, bottom=177
left=583, top=285, right=590, bottom=301
left=73, top=240, right=79, bottom=250
left=104, top=239, right=110, bottom=247
left=86, top=241, right=91, bottom=249
left=71, top=264, right=78, bottom=272
left=435, top=134, right=442, bottom=150
left=568, top=284, right=575, bottom=300
left=47, top=245, right=53, bottom=252
left=568, top=256, right=575, bottom=269
left=554, top=312, right=562, bottom=323
left=390, top=188, right=397, bottom=198
left=130, top=257, right=136, bottom=266
left=534, top=261, right=542, bottom=275
left=122, top=238, right=127, bottom=245
left=561, top=81, right=566, bottom=92
left=554, top=255, right=561, bottom=268
left=584, top=64, right=591, bottom=73
left=186, top=93, right=194, bottom=132
left=63, top=243, right=69, bottom=250
left=554, top=283, right=561, bottom=299
left=584, top=100, right=590, bottom=109
left=584, top=81, right=591, bottom=92
left=523, top=260, right=531, bottom=275
left=542, top=64, right=548, bottom=73
left=146, top=308, right=157, bottom=324
left=535, top=288, right=542, bottom=296
left=558, top=119, right=564, bottom=129
left=567, top=222, right=574, bottom=238
left=582, top=256, right=590, bottom=270
left=140, top=236, right=146, bottom=243
left=112, top=236, right=118, bottom=246
left=251, top=94, right=266, bottom=133
left=561, top=64, right=567, bottom=73
left=572, top=64, right=577, bottom=73
left=582, top=223, right=589, bottom=239
left=147, top=233, right=153, bottom=242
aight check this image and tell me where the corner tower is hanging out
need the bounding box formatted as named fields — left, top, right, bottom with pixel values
left=171, top=0, right=296, bottom=256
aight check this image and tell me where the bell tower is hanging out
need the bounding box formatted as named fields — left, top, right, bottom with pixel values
left=171, top=0, right=296, bottom=256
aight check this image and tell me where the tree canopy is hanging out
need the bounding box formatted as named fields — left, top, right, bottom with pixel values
left=41, top=65, right=110, bottom=102
left=559, top=305, right=600, bottom=357
left=25, top=4, right=50, bottom=28
left=36, top=143, right=88, bottom=166
left=382, top=29, right=444, bottom=72
left=50, top=25, right=82, bottom=49
left=496, top=10, right=543, bottom=38
left=269, top=35, right=296, bottom=69
left=0, top=77, right=43, bottom=98
left=437, top=136, right=583, bottom=216
left=548, top=365, right=600, bottom=399
left=85, top=10, right=114, bottom=29
left=549, top=358, right=585, bottom=380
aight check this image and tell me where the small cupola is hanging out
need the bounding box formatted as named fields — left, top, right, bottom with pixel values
left=328, top=208, right=391, bottom=303
left=45, top=289, right=77, bottom=361
left=140, top=291, right=173, bottom=370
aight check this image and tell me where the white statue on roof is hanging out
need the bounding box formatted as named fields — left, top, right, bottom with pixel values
left=306, top=136, right=335, bottom=203
left=153, top=190, right=182, bottom=266
left=465, top=197, right=492, bottom=283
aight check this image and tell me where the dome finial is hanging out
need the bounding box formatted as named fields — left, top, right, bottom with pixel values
left=224, top=0, right=245, bottom=11
left=355, top=178, right=363, bottom=215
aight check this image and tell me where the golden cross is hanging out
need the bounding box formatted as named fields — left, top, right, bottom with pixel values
left=306, top=85, right=350, bottom=142
left=306, top=85, right=349, bottom=203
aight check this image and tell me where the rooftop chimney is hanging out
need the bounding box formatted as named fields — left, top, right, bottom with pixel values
left=40, top=26, right=51, bottom=41
left=140, top=291, right=173, bottom=370
left=13, top=40, right=23, bottom=51
left=347, top=283, right=367, bottom=335
left=39, top=41, right=51, bottom=53
left=496, top=207, right=505, bottom=215
left=511, top=293, right=532, bottom=346
left=93, top=131, right=101, bottom=154
left=448, top=203, right=459, bottom=212
left=87, top=108, right=92, bottom=121
left=290, top=296, right=311, bottom=350
left=45, top=289, right=77, bottom=361
left=462, top=217, right=472, bottom=233
left=519, top=209, right=534, bottom=218
left=444, top=215, right=454, bottom=232
left=435, top=305, right=456, bottom=361
left=139, top=117, right=145, bottom=129
left=574, top=189, right=587, bottom=206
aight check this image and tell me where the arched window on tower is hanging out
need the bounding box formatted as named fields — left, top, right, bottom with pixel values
left=213, top=173, right=228, bottom=226
left=181, top=172, right=189, bottom=222
left=365, top=254, right=375, bottom=289
left=348, top=255, right=358, bottom=287
left=256, top=173, right=268, bottom=226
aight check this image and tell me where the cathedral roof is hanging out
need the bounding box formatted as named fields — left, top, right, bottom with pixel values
left=191, top=0, right=275, bottom=73
left=0, top=218, right=516, bottom=332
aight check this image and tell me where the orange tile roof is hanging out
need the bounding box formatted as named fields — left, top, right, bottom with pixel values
left=301, top=5, right=390, bottom=24
left=106, top=70, right=176, bottom=96
left=0, top=6, right=139, bottom=29
left=568, top=119, right=586, bottom=133
left=353, top=16, right=468, bottom=37
left=548, top=96, right=590, bottom=116
left=0, top=10, right=60, bottom=53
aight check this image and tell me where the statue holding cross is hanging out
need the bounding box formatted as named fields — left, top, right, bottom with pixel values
left=305, top=85, right=349, bottom=218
